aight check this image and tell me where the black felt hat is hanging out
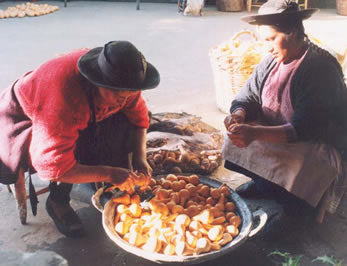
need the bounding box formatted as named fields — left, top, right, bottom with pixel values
left=78, top=41, right=160, bottom=91
left=241, top=0, right=319, bottom=26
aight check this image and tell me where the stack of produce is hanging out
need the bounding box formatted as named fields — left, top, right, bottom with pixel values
left=0, top=3, right=59, bottom=19
left=209, top=30, right=269, bottom=113
left=111, top=174, right=241, bottom=256
left=147, top=149, right=221, bottom=176
left=147, top=113, right=223, bottom=175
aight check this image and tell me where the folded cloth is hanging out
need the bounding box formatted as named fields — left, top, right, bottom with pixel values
left=222, top=134, right=347, bottom=222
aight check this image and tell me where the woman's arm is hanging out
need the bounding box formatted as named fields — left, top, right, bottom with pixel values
left=54, top=163, right=150, bottom=193
left=132, top=127, right=152, bottom=176
left=230, top=55, right=275, bottom=121
left=252, top=124, right=289, bottom=143
left=55, top=163, right=128, bottom=184
left=227, top=123, right=293, bottom=148
left=133, top=127, right=147, bottom=161
left=54, top=127, right=152, bottom=188
left=122, top=92, right=152, bottom=175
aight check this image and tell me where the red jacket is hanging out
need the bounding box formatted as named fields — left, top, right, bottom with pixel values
left=14, top=49, right=149, bottom=180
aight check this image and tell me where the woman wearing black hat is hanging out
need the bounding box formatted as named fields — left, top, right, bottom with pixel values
left=223, top=0, right=347, bottom=222
left=0, top=41, right=160, bottom=236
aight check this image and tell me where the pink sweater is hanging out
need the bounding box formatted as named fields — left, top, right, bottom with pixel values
left=14, top=49, right=149, bottom=180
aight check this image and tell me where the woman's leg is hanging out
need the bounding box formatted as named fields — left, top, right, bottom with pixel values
left=224, top=160, right=315, bottom=217
left=224, top=160, right=284, bottom=196
left=48, top=182, right=72, bottom=205
left=46, top=113, right=136, bottom=237
left=46, top=182, right=84, bottom=237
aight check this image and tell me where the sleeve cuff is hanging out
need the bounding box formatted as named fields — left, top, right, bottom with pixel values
left=231, top=107, right=246, bottom=115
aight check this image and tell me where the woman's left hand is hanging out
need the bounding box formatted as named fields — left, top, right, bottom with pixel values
left=132, top=158, right=152, bottom=190
left=133, top=157, right=153, bottom=177
left=227, top=124, right=257, bottom=148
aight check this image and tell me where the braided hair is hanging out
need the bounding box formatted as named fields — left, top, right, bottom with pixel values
left=271, top=22, right=344, bottom=78
left=274, top=1, right=344, bottom=77
left=304, top=38, right=345, bottom=78
left=305, top=35, right=347, bottom=156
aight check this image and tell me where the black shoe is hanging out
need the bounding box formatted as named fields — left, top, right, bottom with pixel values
left=235, top=180, right=265, bottom=198
left=46, top=197, right=85, bottom=238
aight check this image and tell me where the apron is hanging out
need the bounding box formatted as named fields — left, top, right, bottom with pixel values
left=222, top=134, right=347, bottom=221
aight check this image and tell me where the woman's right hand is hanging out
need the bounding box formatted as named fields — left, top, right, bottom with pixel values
left=56, top=164, right=149, bottom=193
left=108, top=168, right=136, bottom=193
left=224, top=109, right=246, bottom=130
left=109, top=167, right=150, bottom=194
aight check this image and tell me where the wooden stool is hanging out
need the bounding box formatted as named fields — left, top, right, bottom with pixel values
left=294, top=0, right=308, bottom=9
left=7, top=169, right=49, bottom=225
left=246, top=0, right=265, bottom=12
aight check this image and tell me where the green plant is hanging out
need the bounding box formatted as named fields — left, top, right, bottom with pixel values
left=312, top=255, right=345, bottom=266
left=269, top=251, right=303, bottom=266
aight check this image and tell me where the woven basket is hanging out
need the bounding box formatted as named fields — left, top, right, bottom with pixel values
left=209, top=30, right=262, bottom=113
left=337, top=0, right=347, bottom=16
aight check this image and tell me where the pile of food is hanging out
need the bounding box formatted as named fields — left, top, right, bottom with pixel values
left=209, top=30, right=267, bottom=75
left=147, top=149, right=221, bottom=176
left=111, top=174, right=241, bottom=256
left=147, top=113, right=223, bottom=175
left=0, top=3, right=59, bottom=19
left=209, top=30, right=269, bottom=113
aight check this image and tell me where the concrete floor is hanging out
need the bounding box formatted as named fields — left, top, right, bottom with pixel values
left=1, top=1, right=347, bottom=265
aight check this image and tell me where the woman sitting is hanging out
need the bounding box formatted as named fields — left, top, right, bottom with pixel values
left=222, top=0, right=347, bottom=222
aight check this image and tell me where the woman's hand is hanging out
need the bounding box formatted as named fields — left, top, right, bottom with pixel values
left=224, top=109, right=246, bottom=130
left=132, top=127, right=152, bottom=190
left=132, top=157, right=152, bottom=190
left=56, top=163, right=149, bottom=192
left=109, top=166, right=151, bottom=194
left=227, top=124, right=257, bottom=148
left=108, top=167, right=138, bottom=194
left=133, top=157, right=153, bottom=177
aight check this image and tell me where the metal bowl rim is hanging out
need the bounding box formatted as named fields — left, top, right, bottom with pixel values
left=102, top=176, right=253, bottom=264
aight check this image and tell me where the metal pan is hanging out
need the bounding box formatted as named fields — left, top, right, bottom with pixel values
left=100, top=176, right=267, bottom=264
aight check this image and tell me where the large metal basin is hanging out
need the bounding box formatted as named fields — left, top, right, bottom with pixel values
left=101, top=176, right=266, bottom=264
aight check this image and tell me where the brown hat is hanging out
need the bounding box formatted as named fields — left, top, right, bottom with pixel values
left=241, top=0, right=319, bottom=26
left=78, top=41, right=160, bottom=91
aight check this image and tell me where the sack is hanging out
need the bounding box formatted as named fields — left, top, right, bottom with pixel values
left=147, top=112, right=223, bottom=175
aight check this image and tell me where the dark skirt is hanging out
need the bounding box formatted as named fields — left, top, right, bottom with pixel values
left=0, top=84, right=135, bottom=185
left=0, top=83, right=32, bottom=184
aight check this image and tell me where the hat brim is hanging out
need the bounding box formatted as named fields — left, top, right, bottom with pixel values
left=78, top=47, right=160, bottom=91
left=241, top=8, right=319, bottom=25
